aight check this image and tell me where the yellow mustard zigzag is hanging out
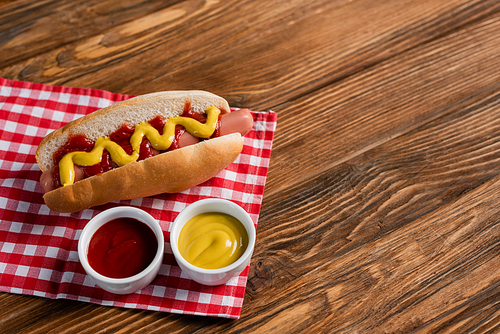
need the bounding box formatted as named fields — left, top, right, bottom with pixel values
left=59, top=106, right=220, bottom=186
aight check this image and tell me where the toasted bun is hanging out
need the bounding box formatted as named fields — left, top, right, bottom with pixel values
left=36, top=91, right=242, bottom=213
left=36, top=90, right=230, bottom=172
left=42, top=133, right=243, bottom=213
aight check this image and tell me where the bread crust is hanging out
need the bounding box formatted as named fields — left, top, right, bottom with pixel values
left=36, top=91, right=242, bottom=213
left=42, top=133, right=243, bottom=213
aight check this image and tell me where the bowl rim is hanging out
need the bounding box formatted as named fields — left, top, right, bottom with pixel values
left=78, top=206, right=165, bottom=284
left=170, top=198, right=256, bottom=275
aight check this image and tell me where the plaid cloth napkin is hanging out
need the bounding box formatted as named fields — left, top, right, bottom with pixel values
left=0, top=78, right=277, bottom=319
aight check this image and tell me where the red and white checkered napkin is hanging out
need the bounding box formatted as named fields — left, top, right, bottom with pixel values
left=0, top=78, right=277, bottom=319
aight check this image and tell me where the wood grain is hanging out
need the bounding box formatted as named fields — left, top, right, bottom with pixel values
left=0, top=0, right=183, bottom=67
left=257, top=175, right=500, bottom=333
left=2, top=0, right=500, bottom=332
left=266, top=9, right=500, bottom=196
left=2, top=0, right=499, bottom=108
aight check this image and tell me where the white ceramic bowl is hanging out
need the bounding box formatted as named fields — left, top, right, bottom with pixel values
left=78, top=206, right=164, bottom=295
left=170, top=198, right=256, bottom=286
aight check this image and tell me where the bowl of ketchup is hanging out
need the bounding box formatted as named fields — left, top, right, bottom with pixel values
left=170, top=198, right=256, bottom=286
left=78, top=206, right=164, bottom=295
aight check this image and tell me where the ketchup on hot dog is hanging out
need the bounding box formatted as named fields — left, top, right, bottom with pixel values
left=39, top=109, right=253, bottom=193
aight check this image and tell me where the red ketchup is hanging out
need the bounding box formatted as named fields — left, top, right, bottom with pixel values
left=87, top=218, right=158, bottom=279
left=48, top=106, right=222, bottom=190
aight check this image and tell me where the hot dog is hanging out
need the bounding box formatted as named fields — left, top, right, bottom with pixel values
left=36, top=91, right=253, bottom=213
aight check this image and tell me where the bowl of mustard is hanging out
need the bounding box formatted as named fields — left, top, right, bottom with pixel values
left=170, top=198, right=256, bottom=286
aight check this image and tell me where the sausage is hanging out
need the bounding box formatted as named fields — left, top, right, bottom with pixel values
left=219, top=109, right=254, bottom=137
left=40, top=165, right=85, bottom=193
left=176, top=109, right=253, bottom=146
left=39, top=109, right=253, bottom=193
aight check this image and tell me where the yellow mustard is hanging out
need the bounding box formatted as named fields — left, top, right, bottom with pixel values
left=178, top=212, right=248, bottom=269
left=59, top=106, right=221, bottom=186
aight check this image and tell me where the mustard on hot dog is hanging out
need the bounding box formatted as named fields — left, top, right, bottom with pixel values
left=59, top=106, right=220, bottom=186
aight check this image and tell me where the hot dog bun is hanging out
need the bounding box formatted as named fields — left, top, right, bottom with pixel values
left=36, top=90, right=231, bottom=172
left=36, top=91, right=243, bottom=213
left=42, top=133, right=242, bottom=213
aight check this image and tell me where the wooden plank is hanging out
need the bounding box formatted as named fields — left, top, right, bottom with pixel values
left=0, top=296, right=237, bottom=333
left=0, top=0, right=182, bottom=67
left=0, top=293, right=46, bottom=330
left=249, top=85, right=500, bottom=287
left=1, top=0, right=498, bottom=109
left=250, top=176, right=500, bottom=333
left=264, top=10, right=500, bottom=196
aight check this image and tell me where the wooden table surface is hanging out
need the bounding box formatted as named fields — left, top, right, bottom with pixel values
left=2, top=0, right=500, bottom=332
